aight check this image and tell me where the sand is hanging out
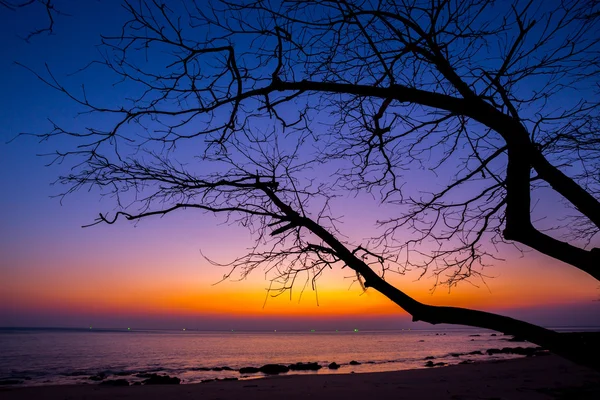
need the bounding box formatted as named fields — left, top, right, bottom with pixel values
left=1, top=355, right=599, bottom=400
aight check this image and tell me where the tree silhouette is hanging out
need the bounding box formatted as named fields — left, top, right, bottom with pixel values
left=23, top=0, right=599, bottom=369
left=1, top=0, right=62, bottom=41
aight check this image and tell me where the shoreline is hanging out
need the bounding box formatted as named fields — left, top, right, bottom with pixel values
left=2, top=355, right=599, bottom=399
left=0, top=346, right=545, bottom=387
left=4, top=329, right=597, bottom=388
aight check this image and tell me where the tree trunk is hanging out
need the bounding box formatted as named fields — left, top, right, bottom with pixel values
left=264, top=186, right=600, bottom=372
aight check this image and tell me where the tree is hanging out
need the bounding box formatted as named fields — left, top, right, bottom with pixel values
left=1, top=0, right=63, bottom=41
left=23, top=0, right=600, bottom=369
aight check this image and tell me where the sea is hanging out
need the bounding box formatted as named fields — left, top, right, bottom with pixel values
left=0, top=327, right=594, bottom=386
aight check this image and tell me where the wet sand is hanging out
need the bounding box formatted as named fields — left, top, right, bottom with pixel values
left=2, top=355, right=599, bottom=399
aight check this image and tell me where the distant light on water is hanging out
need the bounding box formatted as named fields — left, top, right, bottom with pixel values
left=0, top=328, right=541, bottom=386
left=354, top=328, right=359, bottom=332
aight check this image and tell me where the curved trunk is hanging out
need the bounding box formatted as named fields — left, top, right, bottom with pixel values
left=365, top=273, right=599, bottom=372
left=261, top=186, right=600, bottom=372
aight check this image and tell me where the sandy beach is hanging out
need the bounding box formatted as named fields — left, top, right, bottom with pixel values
left=2, top=355, right=598, bottom=400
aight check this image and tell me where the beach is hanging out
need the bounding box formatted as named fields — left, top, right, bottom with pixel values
left=1, top=328, right=552, bottom=386
left=2, top=355, right=599, bottom=400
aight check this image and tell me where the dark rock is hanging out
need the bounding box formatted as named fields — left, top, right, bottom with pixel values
left=191, top=367, right=211, bottom=371
left=221, top=377, right=238, bottom=381
left=485, top=346, right=543, bottom=356
left=468, top=350, right=483, bottom=355
left=239, top=367, right=260, bottom=374
left=418, top=340, right=425, bottom=342
left=328, top=362, right=340, bottom=369
left=491, top=333, right=497, bottom=336
left=423, top=360, right=446, bottom=367
left=100, top=379, right=129, bottom=386
left=89, top=373, right=107, bottom=381
left=469, top=334, right=481, bottom=337
left=0, top=379, right=23, bottom=385
left=132, top=382, right=142, bottom=386
left=221, top=366, right=234, bottom=371
left=142, top=374, right=181, bottom=385
left=349, top=360, right=361, bottom=365
left=211, top=367, right=223, bottom=371
left=201, top=379, right=215, bottom=383
left=288, top=362, right=322, bottom=371
left=450, top=353, right=461, bottom=357
left=512, top=347, right=543, bottom=356
left=505, top=336, right=527, bottom=342
left=509, top=347, right=528, bottom=355
left=424, top=356, right=435, bottom=360
left=259, top=364, right=289, bottom=375
left=459, top=360, right=473, bottom=365
left=114, top=371, right=132, bottom=376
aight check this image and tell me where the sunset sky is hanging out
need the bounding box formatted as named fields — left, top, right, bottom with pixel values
left=1, top=1, right=598, bottom=331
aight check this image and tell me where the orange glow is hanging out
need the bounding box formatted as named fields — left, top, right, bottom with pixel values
left=2, top=247, right=597, bottom=325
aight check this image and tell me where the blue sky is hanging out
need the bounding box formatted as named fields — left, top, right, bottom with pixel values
left=1, top=1, right=598, bottom=330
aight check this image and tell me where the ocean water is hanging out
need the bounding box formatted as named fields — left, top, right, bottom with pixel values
left=0, top=328, right=544, bottom=386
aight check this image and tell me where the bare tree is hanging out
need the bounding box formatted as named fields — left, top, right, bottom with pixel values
left=1, top=0, right=63, bottom=41
left=23, top=0, right=600, bottom=369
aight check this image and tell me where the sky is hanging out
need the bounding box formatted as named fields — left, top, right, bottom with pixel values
left=0, top=0, right=598, bottom=331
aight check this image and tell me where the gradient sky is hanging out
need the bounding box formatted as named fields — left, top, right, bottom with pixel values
left=0, top=1, right=598, bottom=331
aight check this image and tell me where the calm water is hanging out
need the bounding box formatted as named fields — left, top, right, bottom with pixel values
left=0, top=328, right=542, bottom=386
